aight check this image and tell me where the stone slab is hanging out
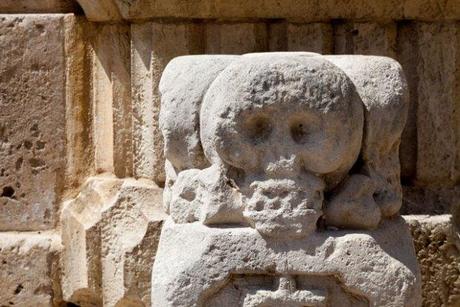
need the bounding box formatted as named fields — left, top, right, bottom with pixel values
left=152, top=217, right=421, bottom=306
left=0, top=1, right=79, bottom=13
left=0, top=232, right=61, bottom=307
left=76, top=0, right=460, bottom=22
left=405, top=215, right=460, bottom=307
left=0, top=14, right=66, bottom=231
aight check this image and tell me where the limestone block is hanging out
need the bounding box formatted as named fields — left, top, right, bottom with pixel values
left=155, top=52, right=419, bottom=305
left=0, top=15, right=66, bottom=231
left=61, top=176, right=166, bottom=307
left=413, top=23, right=460, bottom=186
left=205, top=23, right=267, bottom=54
left=287, top=23, right=333, bottom=53
left=403, top=0, right=460, bottom=21
left=334, top=22, right=397, bottom=57
left=406, top=215, right=460, bottom=307
left=401, top=185, right=460, bottom=215
left=397, top=23, right=419, bottom=181
left=0, top=0, right=79, bottom=13
left=131, top=22, right=203, bottom=184
left=0, top=232, right=61, bottom=306
left=325, top=55, right=409, bottom=218
left=63, top=15, right=95, bottom=197
left=76, top=0, right=460, bottom=21
left=90, top=23, right=132, bottom=178
left=152, top=218, right=421, bottom=306
left=160, top=53, right=409, bottom=232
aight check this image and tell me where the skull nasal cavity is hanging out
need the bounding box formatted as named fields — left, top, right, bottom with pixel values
left=246, top=116, right=272, bottom=144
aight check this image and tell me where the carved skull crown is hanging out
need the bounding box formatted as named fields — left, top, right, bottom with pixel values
left=159, top=53, right=408, bottom=238
left=200, top=56, right=363, bottom=237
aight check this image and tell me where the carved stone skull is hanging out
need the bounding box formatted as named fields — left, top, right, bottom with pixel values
left=200, top=55, right=363, bottom=237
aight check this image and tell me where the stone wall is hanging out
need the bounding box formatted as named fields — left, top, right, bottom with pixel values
left=0, top=0, right=459, bottom=306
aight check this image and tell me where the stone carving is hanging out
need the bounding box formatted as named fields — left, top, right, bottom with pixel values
left=152, top=53, right=421, bottom=306
left=61, top=176, right=166, bottom=306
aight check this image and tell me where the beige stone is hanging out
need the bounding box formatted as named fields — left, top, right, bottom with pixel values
left=414, top=23, right=460, bottom=187
left=76, top=0, right=460, bottom=22
left=0, top=0, right=78, bottom=13
left=397, top=22, right=419, bottom=181
left=406, top=215, right=460, bottom=307
left=63, top=15, right=95, bottom=198
left=205, top=23, right=267, bottom=54
left=131, top=22, right=203, bottom=185
left=287, top=23, right=333, bottom=53
left=0, top=15, right=66, bottom=231
left=334, top=22, right=397, bottom=57
left=61, top=176, right=166, bottom=307
left=90, top=23, right=132, bottom=178
left=0, top=232, right=61, bottom=307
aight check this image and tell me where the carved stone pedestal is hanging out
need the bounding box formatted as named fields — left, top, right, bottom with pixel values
left=152, top=217, right=421, bottom=306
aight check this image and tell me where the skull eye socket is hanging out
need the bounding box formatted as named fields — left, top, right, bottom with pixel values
left=290, top=121, right=310, bottom=144
left=245, top=116, right=272, bottom=144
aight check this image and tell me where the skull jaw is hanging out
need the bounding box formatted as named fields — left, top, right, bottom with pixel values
left=242, top=178, right=324, bottom=238
left=243, top=208, right=321, bottom=238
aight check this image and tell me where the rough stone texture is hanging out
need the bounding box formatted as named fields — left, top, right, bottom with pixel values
left=205, top=23, right=267, bottom=54
left=63, top=15, right=95, bottom=198
left=397, top=22, right=419, bottom=181
left=268, top=22, right=333, bottom=53
left=131, top=22, right=203, bottom=184
left=155, top=53, right=420, bottom=306
left=0, top=232, right=61, bottom=306
left=402, top=185, right=460, bottom=215
left=61, top=176, right=166, bottom=307
left=325, top=55, right=409, bottom=219
left=334, top=22, right=397, bottom=57
left=0, top=15, right=66, bottom=231
left=453, top=202, right=460, bottom=249
left=75, top=0, right=460, bottom=22
left=406, top=215, right=460, bottom=307
left=413, top=23, right=460, bottom=187
left=0, top=0, right=80, bottom=13
left=152, top=218, right=421, bottom=307
left=90, top=23, right=132, bottom=177
left=287, top=23, right=333, bottom=53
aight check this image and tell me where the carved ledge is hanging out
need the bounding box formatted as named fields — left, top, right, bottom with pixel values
left=76, top=0, right=460, bottom=22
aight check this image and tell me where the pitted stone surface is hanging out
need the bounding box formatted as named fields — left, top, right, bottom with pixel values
left=0, top=15, right=66, bottom=231
left=160, top=53, right=409, bottom=234
left=61, top=176, right=166, bottom=307
left=152, top=218, right=421, bottom=307
left=155, top=52, right=419, bottom=306
left=0, top=232, right=61, bottom=306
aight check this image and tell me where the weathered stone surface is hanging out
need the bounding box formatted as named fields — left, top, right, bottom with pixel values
left=0, top=15, right=66, bottom=231
left=334, top=22, right=397, bottom=57
left=90, top=23, right=132, bottom=177
left=75, top=0, right=460, bottom=22
left=0, top=0, right=79, bottom=13
left=205, top=23, right=267, bottom=54
left=397, top=22, right=419, bottom=181
left=131, top=22, right=203, bottom=184
left=413, top=23, right=460, bottom=187
left=155, top=52, right=419, bottom=306
left=200, top=55, right=363, bottom=236
left=268, top=22, right=333, bottom=53
left=61, top=176, right=166, bottom=307
left=402, top=185, right=460, bottom=215
left=0, top=232, right=61, bottom=306
left=63, top=15, right=95, bottom=198
left=406, top=215, right=460, bottom=307
left=287, top=23, right=333, bottom=53
left=152, top=217, right=421, bottom=306
left=325, top=55, right=409, bottom=219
